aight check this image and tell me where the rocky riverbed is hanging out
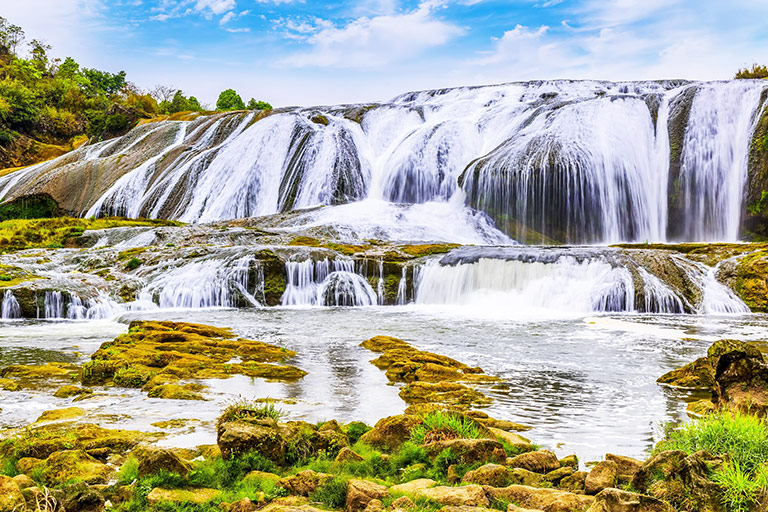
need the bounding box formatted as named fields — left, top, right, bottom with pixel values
left=1, top=321, right=767, bottom=512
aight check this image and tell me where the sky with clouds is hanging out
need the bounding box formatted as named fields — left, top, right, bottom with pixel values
left=2, top=0, right=767, bottom=107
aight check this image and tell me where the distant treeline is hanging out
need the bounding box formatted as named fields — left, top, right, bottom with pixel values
left=0, top=16, right=271, bottom=156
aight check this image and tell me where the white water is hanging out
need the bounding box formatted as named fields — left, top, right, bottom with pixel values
left=2, top=80, right=765, bottom=244
left=1, top=290, right=21, bottom=320
left=678, top=82, right=766, bottom=241
left=282, top=258, right=377, bottom=306
left=415, top=257, right=636, bottom=317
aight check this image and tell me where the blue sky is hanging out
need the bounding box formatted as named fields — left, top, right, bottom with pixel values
left=3, top=0, right=768, bottom=107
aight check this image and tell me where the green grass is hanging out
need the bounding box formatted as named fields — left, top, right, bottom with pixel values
left=117, top=456, right=139, bottom=485
left=217, top=398, right=286, bottom=428
left=125, top=257, right=142, bottom=270
left=655, top=411, right=768, bottom=512
left=309, top=477, right=348, bottom=509
left=409, top=411, right=481, bottom=445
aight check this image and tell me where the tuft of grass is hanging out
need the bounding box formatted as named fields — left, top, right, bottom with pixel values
left=125, top=257, right=142, bottom=270
left=309, top=477, right=348, bottom=509
left=655, top=411, right=768, bottom=512
left=217, top=397, right=286, bottom=429
left=117, top=456, right=139, bottom=485
left=409, top=411, right=481, bottom=445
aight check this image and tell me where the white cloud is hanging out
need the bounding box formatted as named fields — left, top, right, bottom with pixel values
left=281, top=1, right=463, bottom=68
left=195, top=0, right=236, bottom=15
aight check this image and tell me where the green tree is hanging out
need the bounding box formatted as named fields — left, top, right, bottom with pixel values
left=165, top=90, right=203, bottom=114
left=247, top=98, right=272, bottom=110
left=57, top=57, right=80, bottom=80
left=0, top=17, right=24, bottom=56
left=82, top=68, right=127, bottom=96
left=28, top=39, right=51, bottom=73
left=216, top=88, right=245, bottom=111
left=735, top=63, right=768, bottom=79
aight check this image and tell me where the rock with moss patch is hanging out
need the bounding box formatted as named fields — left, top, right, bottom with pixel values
left=346, top=479, right=388, bottom=512
left=26, top=450, right=112, bottom=486
left=0, top=475, right=25, bottom=512
left=61, top=482, right=105, bottom=512
left=146, top=487, right=221, bottom=505
left=425, top=438, right=506, bottom=465
left=278, top=470, right=333, bottom=496
left=585, top=460, right=618, bottom=495
left=53, top=386, right=93, bottom=399
left=507, top=450, right=560, bottom=474
left=462, top=463, right=514, bottom=487
left=217, top=418, right=287, bottom=462
left=415, top=485, right=489, bottom=507
left=35, top=407, right=85, bottom=423
left=132, top=444, right=193, bottom=477
left=359, top=414, right=419, bottom=450
left=585, top=488, right=674, bottom=512
left=484, top=485, right=594, bottom=512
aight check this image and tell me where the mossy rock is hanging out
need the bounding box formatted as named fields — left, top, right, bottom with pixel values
left=21, top=449, right=112, bottom=486
left=147, top=383, right=206, bottom=400
left=35, top=407, right=86, bottom=423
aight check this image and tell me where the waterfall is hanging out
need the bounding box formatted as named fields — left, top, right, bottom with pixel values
left=1, top=80, right=766, bottom=245
left=414, top=256, right=636, bottom=315
left=43, top=291, right=64, bottom=319
left=638, top=268, right=685, bottom=314
left=676, top=82, right=766, bottom=241
left=396, top=267, right=408, bottom=305
left=1, top=290, right=21, bottom=319
left=282, top=258, right=376, bottom=306
left=137, top=255, right=260, bottom=309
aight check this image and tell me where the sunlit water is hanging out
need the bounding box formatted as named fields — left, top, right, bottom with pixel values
left=2, top=307, right=766, bottom=463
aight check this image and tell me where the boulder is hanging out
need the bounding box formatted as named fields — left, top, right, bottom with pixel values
left=507, top=450, right=560, bottom=474
left=217, top=419, right=286, bottom=462
left=146, top=487, right=221, bottom=505
left=390, top=479, right=437, bottom=494
left=710, top=339, right=768, bottom=413
left=0, top=475, right=25, bottom=512
left=12, top=474, right=35, bottom=489
left=632, top=450, right=722, bottom=511
left=585, top=488, right=674, bottom=512
left=132, top=444, right=193, bottom=477
left=425, top=439, right=506, bottom=464
left=484, top=485, right=594, bottom=512
left=489, top=427, right=533, bottom=453
left=558, top=455, right=578, bottom=470
left=558, top=471, right=587, bottom=493
left=244, top=470, right=281, bottom=485
left=656, top=357, right=715, bottom=389
left=510, top=468, right=544, bottom=487
left=364, top=499, right=384, bottom=512
left=585, top=461, right=618, bottom=495
left=392, top=496, right=415, bottom=510
left=439, top=507, right=498, bottom=512
left=231, top=497, right=260, bottom=512
left=544, top=467, right=574, bottom=485
left=35, top=407, right=85, bottom=423
left=336, top=447, right=365, bottom=463
left=346, top=479, right=388, bottom=512
left=278, top=470, right=333, bottom=496
left=507, top=506, right=545, bottom=512
left=31, top=450, right=112, bottom=486
left=605, top=454, right=641, bottom=484
left=415, top=485, right=489, bottom=507
left=462, top=464, right=514, bottom=487
left=359, top=415, right=419, bottom=450
left=61, top=482, right=105, bottom=512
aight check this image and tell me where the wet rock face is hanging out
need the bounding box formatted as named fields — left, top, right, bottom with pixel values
left=657, top=338, right=768, bottom=415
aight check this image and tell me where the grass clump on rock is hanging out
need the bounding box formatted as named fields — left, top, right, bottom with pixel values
left=218, top=398, right=286, bottom=428
left=655, top=410, right=768, bottom=512
left=410, top=411, right=481, bottom=445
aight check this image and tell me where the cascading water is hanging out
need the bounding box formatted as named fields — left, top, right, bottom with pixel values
left=282, top=258, right=376, bottom=306
left=676, top=82, right=766, bottom=241
left=415, top=256, right=636, bottom=316
left=1, top=290, right=21, bottom=320
left=136, top=255, right=259, bottom=309
left=2, top=80, right=765, bottom=245
left=43, top=291, right=64, bottom=319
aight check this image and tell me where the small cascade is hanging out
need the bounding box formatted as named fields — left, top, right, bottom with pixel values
left=1, top=290, right=21, bottom=319
left=43, top=291, right=64, bottom=319
left=319, top=272, right=378, bottom=306
left=282, top=258, right=375, bottom=307
left=376, top=260, right=385, bottom=305
left=637, top=268, right=685, bottom=313
left=668, top=255, right=749, bottom=314
left=67, top=295, right=87, bottom=320
left=137, top=255, right=260, bottom=309
left=395, top=267, right=408, bottom=305
left=415, top=255, right=636, bottom=315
